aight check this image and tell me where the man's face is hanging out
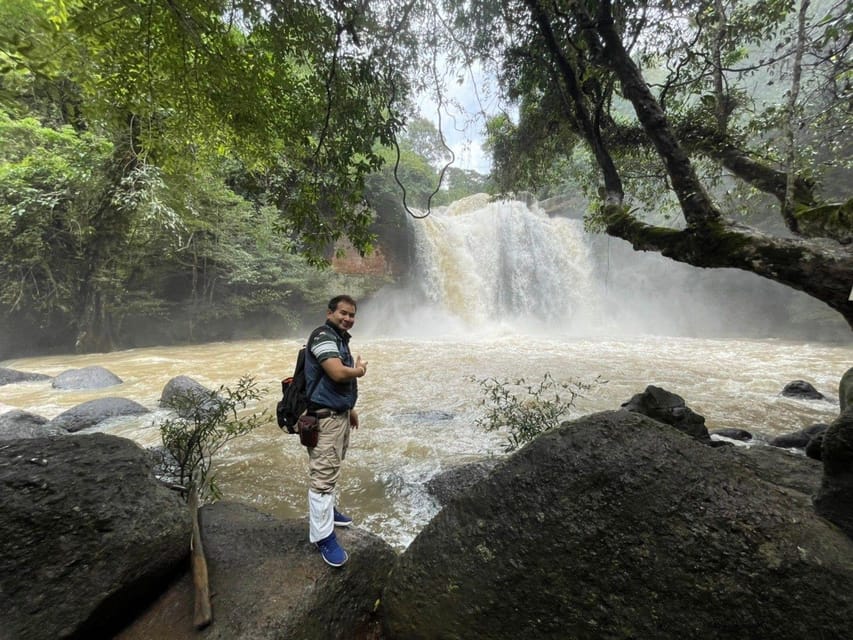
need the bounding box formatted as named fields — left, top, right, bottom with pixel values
left=327, top=301, right=357, bottom=332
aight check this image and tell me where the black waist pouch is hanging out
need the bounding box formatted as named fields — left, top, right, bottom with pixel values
left=298, top=414, right=319, bottom=447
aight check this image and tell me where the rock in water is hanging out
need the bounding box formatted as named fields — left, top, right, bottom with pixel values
left=382, top=410, right=853, bottom=640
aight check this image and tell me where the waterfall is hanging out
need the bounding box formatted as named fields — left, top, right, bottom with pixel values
left=360, top=194, right=849, bottom=341
left=361, top=195, right=602, bottom=337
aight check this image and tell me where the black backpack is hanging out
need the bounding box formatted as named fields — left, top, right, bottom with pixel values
left=276, top=329, right=321, bottom=433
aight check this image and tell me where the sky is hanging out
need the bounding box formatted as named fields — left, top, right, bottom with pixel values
left=415, top=61, right=505, bottom=175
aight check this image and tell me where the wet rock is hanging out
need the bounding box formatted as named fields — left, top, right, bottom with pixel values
left=426, top=459, right=502, bottom=506
left=710, top=428, right=753, bottom=442
left=806, top=431, right=826, bottom=461
left=396, top=410, right=455, bottom=422
left=769, top=423, right=829, bottom=450
left=116, top=501, right=395, bottom=640
left=620, top=385, right=709, bottom=440
left=382, top=411, right=853, bottom=640
left=49, top=397, right=151, bottom=433
left=0, top=409, right=67, bottom=440
left=840, top=367, right=853, bottom=413
left=814, top=407, right=853, bottom=540
left=725, top=444, right=822, bottom=497
left=781, top=380, right=824, bottom=400
left=0, top=434, right=190, bottom=640
left=0, top=367, right=51, bottom=386
left=159, top=375, right=221, bottom=418
left=52, top=365, right=123, bottom=390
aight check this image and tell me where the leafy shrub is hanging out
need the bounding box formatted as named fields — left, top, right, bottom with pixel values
left=472, top=373, right=602, bottom=452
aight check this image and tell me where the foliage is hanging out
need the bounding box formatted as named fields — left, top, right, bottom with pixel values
left=471, top=373, right=601, bottom=452
left=159, top=376, right=267, bottom=502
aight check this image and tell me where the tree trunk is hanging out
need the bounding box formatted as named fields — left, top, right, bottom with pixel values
left=603, top=206, right=853, bottom=329
left=189, top=485, right=213, bottom=630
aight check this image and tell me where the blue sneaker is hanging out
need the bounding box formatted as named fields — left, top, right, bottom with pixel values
left=333, top=507, right=353, bottom=528
left=316, top=532, right=348, bottom=567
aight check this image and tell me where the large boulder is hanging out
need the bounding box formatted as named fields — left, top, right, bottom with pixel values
left=0, top=434, right=191, bottom=640
left=51, top=366, right=122, bottom=390
left=0, top=409, right=67, bottom=440
left=116, top=501, right=396, bottom=640
left=620, top=385, right=710, bottom=440
left=49, top=397, right=151, bottom=433
left=426, top=459, right=502, bottom=507
left=840, top=367, right=853, bottom=413
left=814, top=407, right=853, bottom=540
left=0, top=367, right=51, bottom=386
left=382, top=411, right=853, bottom=640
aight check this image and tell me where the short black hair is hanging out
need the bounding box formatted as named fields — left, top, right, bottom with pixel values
left=328, top=295, right=357, bottom=312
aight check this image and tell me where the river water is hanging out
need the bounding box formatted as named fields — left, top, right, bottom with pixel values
left=1, top=197, right=850, bottom=550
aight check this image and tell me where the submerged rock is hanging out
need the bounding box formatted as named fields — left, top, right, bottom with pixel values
left=382, top=410, right=853, bottom=640
left=49, top=397, right=150, bottom=433
left=781, top=380, right=825, bottom=400
left=52, top=365, right=122, bottom=390
left=0, top=367, right=51, bottom=386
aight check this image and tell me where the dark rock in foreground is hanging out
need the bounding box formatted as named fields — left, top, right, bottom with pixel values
left=815, top=407, right=853, bottom=540
left=49, top=397, right=151, bottom=433
left=840, top=367, right=853, bottom=413
left=0, top=409, right=67, bottom=440
left=0, top=434, right=191, bottom=640
left=0, top=367, right=51, bottom=386
left=51, top=365, right=123, bottom=390
left=426, top=459, right=502, bottom=507
left=116, top=502, right=395, bottom=640
left=382, top=410, right=853, bottom=640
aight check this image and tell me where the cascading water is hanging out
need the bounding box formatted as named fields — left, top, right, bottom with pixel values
left=363, top=194, right=605, bottom=336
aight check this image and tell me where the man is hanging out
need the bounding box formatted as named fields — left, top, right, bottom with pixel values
left=304, top=295, right=367, bottom=567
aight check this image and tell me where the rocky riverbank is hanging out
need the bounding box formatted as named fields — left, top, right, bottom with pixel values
left=1, top=367, right=851, bottom=639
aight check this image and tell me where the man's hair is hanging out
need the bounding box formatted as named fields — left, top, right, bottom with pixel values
left=328, top=295, right=357, bottom=312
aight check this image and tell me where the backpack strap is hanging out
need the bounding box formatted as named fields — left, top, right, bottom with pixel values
left=303, top=325, right=326, bottom=404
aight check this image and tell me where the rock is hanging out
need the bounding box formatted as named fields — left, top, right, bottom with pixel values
left=115, top=501, right=395, bottom=640
left=806, top=431, right=825, bottom=461
left=159, top=375, right=221, bottom=418
left=724, top=444, right=822, bottom=497
left=0, top=409, right=67, bottom=440
left=0, top=434, right=190, bottom=640
left=620, top=385, right=709, bottom=440
left=814, top=407, right=853, bottom=540
left=770, top=423, right=829, bottom=450
left=426, top=459, right=502, bottom=506
left=396, top=410, right=455, bottom=422
left=51, top=365, right=123, bottom=390
left=781, top=380, right=824, bottom=400
left=0, top=367, right=51, bottom=386
left=49, top=397, right=151, bottom=433
left=710, top=428, right=753, bottom=442
left=382, top=411, right=853, bottom=639
left=840, top=367, right=853, bottom=413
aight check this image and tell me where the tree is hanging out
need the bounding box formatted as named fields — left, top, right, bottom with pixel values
left=440, top=0, right=853, bottom=329
left=159, top=376, right=267, bottom=628
left=1, top=0, right=409, bottom=351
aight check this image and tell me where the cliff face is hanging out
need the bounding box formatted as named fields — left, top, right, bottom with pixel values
left=330, top=239, right=393, bottom=276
